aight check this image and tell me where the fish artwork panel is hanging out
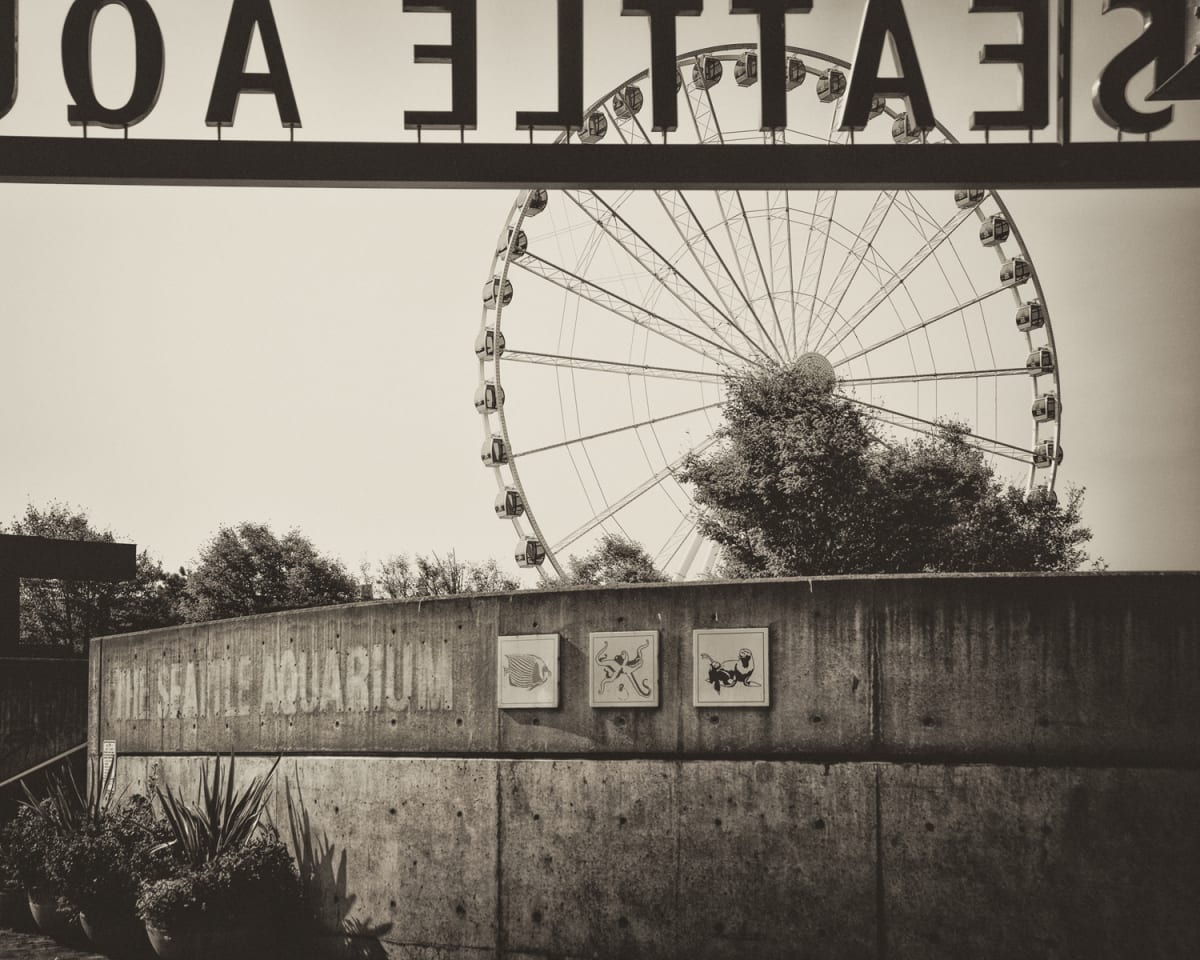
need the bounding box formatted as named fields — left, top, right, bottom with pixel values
left=504, top=653, right=552, bottom=690
left=497, top=634, right=560, bottom=708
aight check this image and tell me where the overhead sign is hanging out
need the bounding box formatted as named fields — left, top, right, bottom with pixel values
left=0, top=0, right=1198, bottom=189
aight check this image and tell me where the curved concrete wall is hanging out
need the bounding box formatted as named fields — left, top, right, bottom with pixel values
left=93, top=574, right=1200, bottom=958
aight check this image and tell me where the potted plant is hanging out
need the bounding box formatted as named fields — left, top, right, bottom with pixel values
left=137, top=754, right=299, bottom=960
left=0, top=829, right=33, bottom=930
left=0, top=803, right=72, bottom=935
left=138, top=828, right=301, bottom=959
left=8, top=759, right=126, bottom=939
left=54, top=793, right=172, bottom=953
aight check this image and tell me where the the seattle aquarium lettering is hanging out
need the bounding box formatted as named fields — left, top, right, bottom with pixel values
left=0, top=0, right=1195, bottom=138
left=107, top=635, right=453, bottom=722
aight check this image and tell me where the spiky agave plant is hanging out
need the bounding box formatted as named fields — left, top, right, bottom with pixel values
left=19, top=760, right=117, bottom=834
left=154, top=754, right=280, bottom=867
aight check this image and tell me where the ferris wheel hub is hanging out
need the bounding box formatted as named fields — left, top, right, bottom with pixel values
left=792, top=352, right=837, bottom=393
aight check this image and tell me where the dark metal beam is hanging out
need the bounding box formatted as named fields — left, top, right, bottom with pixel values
left=0, top=136, right=1197, bottom=189
left=0, top=534, right=137, bottom=581
left=0, top=535, right=137, bottom=653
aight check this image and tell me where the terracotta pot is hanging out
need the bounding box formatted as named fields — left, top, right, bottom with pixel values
left=81, top=910, right=151, bottom=955
left=26, top=889, right=75, bottom=937
left=144, top=921, right=192, bottom=960
left=0, top=888, right=33, bottom=930
left=145, top=921, right=259, bottom=960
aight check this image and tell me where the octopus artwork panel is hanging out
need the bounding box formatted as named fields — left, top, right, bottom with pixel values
left=496, top=634, right=559, bottom=709
left=693, top=628, right=770, bottom=708
left=589, top=630, right=659, bottom=708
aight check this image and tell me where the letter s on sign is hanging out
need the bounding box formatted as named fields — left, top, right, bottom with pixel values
left=1092, top=0, right=1185, bottom=135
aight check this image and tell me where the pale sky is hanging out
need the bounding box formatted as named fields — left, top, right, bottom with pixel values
left=2, top=0, right=1198, bottom=581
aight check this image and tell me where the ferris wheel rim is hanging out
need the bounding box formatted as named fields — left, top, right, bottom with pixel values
left=477, top=42, right=1062, bottom=579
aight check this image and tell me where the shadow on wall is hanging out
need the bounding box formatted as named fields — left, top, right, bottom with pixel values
left=286, top=776, right=394, bottom=960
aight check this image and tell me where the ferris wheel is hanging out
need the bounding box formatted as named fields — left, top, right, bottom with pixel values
left=475, top=43, right=1063, bottom=581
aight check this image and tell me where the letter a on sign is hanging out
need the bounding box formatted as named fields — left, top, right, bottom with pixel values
left=207, top=0, right=301, bottom=129
left=841, top=0, right=934, bottom=132
left=1092, top=0, right=1183, bottom=134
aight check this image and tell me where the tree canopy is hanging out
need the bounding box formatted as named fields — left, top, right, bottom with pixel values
left=679, top=364, right=1093, bottom=577
left=3, top=502, right=185, bottom=646
left=179, top=522, right=359, bottom=621
left=567, top=533, right=665, bottom=586
left=368, top=550, right=519, bottom=599
left=3, top=504, right=534, bottom=639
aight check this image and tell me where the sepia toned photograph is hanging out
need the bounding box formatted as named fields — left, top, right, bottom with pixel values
left=1, top=0, right=1197, bottom=957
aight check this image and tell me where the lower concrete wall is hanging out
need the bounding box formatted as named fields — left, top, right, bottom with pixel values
left=0, top=657, right=88, bottom=788
left=95, top=576, right=1200, bottom=957
left=109, top=755, right=1200, bottom=960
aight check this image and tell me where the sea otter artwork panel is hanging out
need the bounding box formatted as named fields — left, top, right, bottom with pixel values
left=589, top=631, right=659, bottom=708
left=497, top=634, right=559, bottom=709
left=692, top=628, right=770, bottom=708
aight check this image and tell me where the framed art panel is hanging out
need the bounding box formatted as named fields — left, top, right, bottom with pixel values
left=497, top=633, right=559, bottom=709
left=589, top=630, right=659, bottom=708
left=693, top=628, right=769, bottom=708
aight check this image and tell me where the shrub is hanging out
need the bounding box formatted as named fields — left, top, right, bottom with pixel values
left=52, top=795, right=172, bottom=917
left=138, top=755, right=301, bottom=938
left=0, top=830, right=20, bottom=894
left=0, top=806, right=66, bottom=897
left=135, top=875, right=204, bottom=932
left=136, top=830, right=302, bottom=932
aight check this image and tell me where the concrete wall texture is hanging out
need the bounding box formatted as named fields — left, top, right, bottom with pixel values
left=93, top=573, right=1200, bottom=959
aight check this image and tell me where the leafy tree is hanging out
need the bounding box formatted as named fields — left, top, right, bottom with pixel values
left=179, top=523, right=358, bottom=621
left=567, top=533, right=665, bottom=585
left=3, top=502, right=185, bottom=647
left=369, top=550, right=519, bottom=599
left=680, top=363, right=1093, bottom=577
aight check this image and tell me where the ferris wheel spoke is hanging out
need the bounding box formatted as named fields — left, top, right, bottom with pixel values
left=669, top=83, right=782, bottom=360
left=604, top=101, right=652, bottom=147
left=655, top=189, right=780, bottom=360
left=809, top=190, right=899, bottom=352
left=764, top=133, right=798, bottom=359
left=831, top=283, right=1011, bottom=365
left=839, top=367, right=1029, bottom=387
left=563, top=190, right=771, bottom=365
left=504, top=350, right=726, bottom=385
left=675, top=529, right=708, bottom=580
left=513, top=252, right=748, bottom=366
left=551, top=437, right=719, bottom=554
left=654, top=511, right=699, bottom=571
left=690, top=83, right=785, bottom=354
left=512, top=402, right=724, bottom=460
left=897, top=190, right=953, bottom=235
left=796, top=188, right=837, bottom=353
left=796, top=107, right=848, bottom=353
left=821, top=204, right=978, bottom=356
left=846, top=396, right=1036, bottom=463
left=723, top=189, right=787, bottom=353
